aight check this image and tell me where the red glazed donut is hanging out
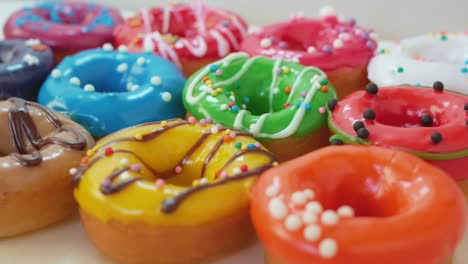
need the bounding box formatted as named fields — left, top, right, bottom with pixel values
left=113, top=2, right=248, bottom=76
left=250, top=146, right=467, bottom=264
left=327, top=83, right=468, bottom=199
left=240, top=6, right=376, bottom=98
left=3, top=1, right=123, bottom=61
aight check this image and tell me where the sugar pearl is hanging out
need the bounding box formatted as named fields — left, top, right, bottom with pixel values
left=102, top=43, right=114, bottom=51
left=303, top=211, right=318, bottom=224
left=303, top=189, right=315, bottom=199
left=118, top=45, right=128, bottom=52
left=161, top=92, right=172, bottom=102
left=268, top=198, right=288, bottom=219
left=69, top=168, right=77, bottom=176
left=291, top=191, right=307, bottom=206
left=306, top=201, right=323, bottom=214
left=319, top=5, right=336, bottom=18
left=51, top=69, right=61, bottom=78
left=210, top=127, right=219, bottom=134
left=284, top=214, right=302, bottom=231
left=83, top=84, right=95, bottom=92
left=333, top=39, right=344, bottom=49
left=337, top=205, right=355, bottom=217
left=273, top=87, right=280, bottom=94
left=188, top=116, right=197, bottom=124
left=304, top=224, right=322, bottom=242
left=151, top=76, right=162, bottom=86
left=136, top=57, right=146, bottom=65
left=120, top=158, right=129, bottom=165
left=319, top=238, right=338, bottom=259
left=200, top=178, right=209, bottom=185
left=155, top=179, right=165, bottom=189
left=220, top=104, right=228, bottom=110
left=69, top=77, right=81, bottom=86
left=260, top=38, right=272, bottom=48
left=175, top=166, right=183, bottom=174
left=265, top=184, right=279, bottom=197
left=307, top=46, right=317, bottom=53
left=321, top=210, right=339, bottom=226
left=117, top=63, right=128, bottom=72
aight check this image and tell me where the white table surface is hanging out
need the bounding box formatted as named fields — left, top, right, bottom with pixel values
left=0, top=2, right=466, bottom=264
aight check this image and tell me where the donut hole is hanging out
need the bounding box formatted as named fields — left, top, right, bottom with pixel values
left=70, top=58, right=142, bottom=93
left=403, top=40, right=468, bottom=64
left=373, top=92, right=450, bottom=128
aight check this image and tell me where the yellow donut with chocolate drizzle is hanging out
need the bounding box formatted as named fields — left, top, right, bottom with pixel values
left=73, top=118, right=277, bottom=264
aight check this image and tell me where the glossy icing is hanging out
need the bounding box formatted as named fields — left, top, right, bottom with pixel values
left=4, top=1, right=123, bottom=52
left=328, top=85, right=468, bottom=180
left=38, top=46, right=186, bottom=137
left=240, top=6, right=376, bottom=72
left=73, top=119, right=277, bottom=225
left=183, top=52, right=336, bottom=140
left=0, top=39, right=54, bottom=101
left=113, top=2, right=248, bottom=68
left=250, top=146, right=467, bottom=264
left=369, top=32, right=468, bottom=95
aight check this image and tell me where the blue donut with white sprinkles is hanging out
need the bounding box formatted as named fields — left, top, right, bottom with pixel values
left=0, top=39, right=54, bottom=101
left=38, top=44, right=186, bottom=137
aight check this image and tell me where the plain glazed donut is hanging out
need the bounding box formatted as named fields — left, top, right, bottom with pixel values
left=327, top=84, right=468, bottom=199
left=72, top=118, right=277, bottom=264
left=182, top=52, right=337, bottom=162
left=0, top=98, right=94, bottom=237
left=240, top=6, right=376, bottom=98
left=0, top=39, right=54, bottom=101
left=369, top=32, right=468, bottom=95
left=38, top=45, right=186, bottom=138
left=4, top=1, right=123, bottom=61
left=250, top=145, right=467, bottom=264
left=113, top=2, right=248, bottom=76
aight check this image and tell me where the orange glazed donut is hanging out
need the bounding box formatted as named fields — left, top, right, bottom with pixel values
left=0, top=98, right=94, bottom=237
left=250, top=146, right=467, bottom=264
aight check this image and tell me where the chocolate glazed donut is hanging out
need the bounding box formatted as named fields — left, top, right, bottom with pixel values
left=0, top=39, right=54, bottom=101
left=0, top=98, right=94, bottom=237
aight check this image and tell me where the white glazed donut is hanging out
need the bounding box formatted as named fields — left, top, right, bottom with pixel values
left=368, top=32, right=468, bottom=94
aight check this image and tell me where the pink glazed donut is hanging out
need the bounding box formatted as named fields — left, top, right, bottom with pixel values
left=3, top=1, right=123, bottom=61
left=241, top=6, right=376, bottom=98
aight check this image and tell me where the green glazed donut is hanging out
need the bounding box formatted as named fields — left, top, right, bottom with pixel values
left=183, top=52, right=336, bottom=142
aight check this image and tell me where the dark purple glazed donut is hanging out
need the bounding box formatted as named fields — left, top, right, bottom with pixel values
left=0, top=39, right=54, bottom=101
left=3, top=1, right=123, bottom=59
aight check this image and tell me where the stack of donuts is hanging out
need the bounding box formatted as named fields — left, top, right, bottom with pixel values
left=0, top=1, right=467, bottom=264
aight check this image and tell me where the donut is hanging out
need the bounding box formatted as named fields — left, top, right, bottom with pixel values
left=4, top=1, right=124, bottom=61
left=113, top=2, right=248, bottom=76
left=71, top=118, right=277, bottom=264
left=327, top=84, right=468, bottom=198
left=38, top=45, right=186, bottom=138
left=369, top=32, right=468, bottom=95
left=0, top=39, right=54, bottom=101
left=250, top=145, right=467, bottom=264
left=0, top=97, right=94, bottom=237
left=182, top=52, right=337, bottom=162
left=240, top=6, right=376, bottom=98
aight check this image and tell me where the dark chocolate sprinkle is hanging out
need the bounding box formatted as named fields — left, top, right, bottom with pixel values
left=365, top=83, right=379, bottom=95
left=464, top=102, right=468, bottom=111
left=357, top=127, right=369, bottom=139
left=327, top=99, right=338, bottom=111
left=363, top=109, right=376, bottom=120
left=353, top=121, right=365, bottom=132
left=431, top=132, right=443, bottom=144
left=420, top=114, right=433, bottom=127
left=161, top=198, right=177, bottom=213
left=330, top=139, right=344, bottom=145
left=433, top=81, right=444, bottom=91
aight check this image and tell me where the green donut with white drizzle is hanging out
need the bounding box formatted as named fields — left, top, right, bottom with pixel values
left=183, top=52, right=336, bottom=159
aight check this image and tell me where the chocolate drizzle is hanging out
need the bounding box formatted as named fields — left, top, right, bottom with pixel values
left=7, top=97, right=87, bottom=166
left=73, top=119, right=276, bottom=214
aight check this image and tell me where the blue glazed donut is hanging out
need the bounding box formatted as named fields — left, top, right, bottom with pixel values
left=0, top=39, right=54, bottom=101
left=38, top=45, right=186, bottom=137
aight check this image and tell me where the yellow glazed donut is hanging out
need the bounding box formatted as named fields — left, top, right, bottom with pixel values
left=72, top=118, right=277, bottom=264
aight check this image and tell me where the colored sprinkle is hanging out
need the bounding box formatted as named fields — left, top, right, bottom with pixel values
left=231, top=105, right=239, bottom=112
left=81, top=156, right=89, bottom=165
left=187, top=116, right=197, bottom=124
left=464, top=59, right=468, bottom=65
left=319, top=107, right=326, bottom=114
left=241, top=144, right=248, bottom=150
left=283, top=67, right=290, bottom=74
left=161, top=121, right=168, bottom=127
left=247, top=143, right=256, bottom=149
left=175, top=166, right=183, bottom=174
left=285, top=86, right=291, bottom=94
left=104, top=147, right=113, bottom=156
left=223, top=135, right=232, bottom=142
left=210, top=64, right=218, bottom=72
left=397, top=67, right=404, bottom=73
left=272, top=162, right=279, bottom=167
left=296, top=102, right=302, bottom=108
left=283, top=103, right=290, bottom=108
left=305, top=104, right=311, bottom=111
left=200, top=119, right=207, bottom=125
left=300, top=91, right=307, bottom=97
left=461, top=67, right=468, bottom=74
left=321, top=86, right=329, bottom=93
left=86, top=150, right=94, bottom=156
left=243, top=97, right=250, bottom=104
left=322, top=45, right=333, bottom=53
left=215, top=69, right=223, bottom=76
left=235, top=142, right=242, bottom=149
left=240, top=164, right=248, bottom=172
left=229, top=132, right=237, bottom=138
left=255, top=142, right=262, bottom=148
left=320, top=79, right=328, bottom=86
left=155, top=179, right=165, bottom=189
left=135, top=133, right=143, bottom=140
left=130, top=164, right=142, bottom=172
left=441, top=35, right=448, bottom=41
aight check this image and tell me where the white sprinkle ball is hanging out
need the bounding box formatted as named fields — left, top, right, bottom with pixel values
left=284, top=214, right=302, bottom=231
left=69, top=77, right=81, bottom=86
left=303, top=211, right=318, bottom=224
left=102, top=43, right=114, bottom=51
left=136, top=57, right=146, bottom=65
left=319, top=238, right=338, bottom=259
left=118, top=45, right=128, bottom=52
left=319, top=5, right=337, bottom=18
left=200, top=178, right=209, bottom=185
left=51, top=69, right=62, bottom=78
left=120, top=158, right=129, bottom=165
left=83, top=84, right=95, bottom=92
left=268, top=198, right=288, bottom=219
left=220, top=104, right=228, bottom=110
left=303, top=189, right=315, bottom=200
left=291, top=191, right=307, bottom=206
left=304, top=224, right=322, bottom=242
left=337, top=205, right=355, bottom=218
left=265, top=184, right=279, bottom=197
left=117, top=63, right=128, bottom=73
left=69, top=168, right=77, bottom=176
left=273, top=87, right=280, bottom=94
left=333, top=39, right=344, bottom=49
left=307, top=46, right=317, bottom=53
left=260, top=38, right=273, bottom=48
left=161, top=92, right=172, bottom=102
left=151, top=76, right=162, bottom=86
left=321, top=210, right=339, bottom=226
left=306, top=201, right=323, bottom=214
